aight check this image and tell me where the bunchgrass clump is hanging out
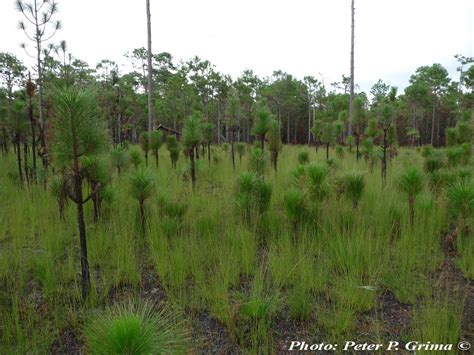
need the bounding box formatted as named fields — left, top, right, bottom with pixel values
left=84, top=302, right=189, bottom=355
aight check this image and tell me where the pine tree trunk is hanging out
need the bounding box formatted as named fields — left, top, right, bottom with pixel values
left=28, top=87, right=37, bottom=181
left=16, top=135, right=23, bottom=184
left=231, top=132, right=235, bottom=173
left=190, top=148, right=196, bottom=190
left=348, top=0, right=355, bottom=137
left=140, top=200, right=146, bottom=234
left=146, top=0, right=154, bottom=133
left=74, top=172, right=90, bottom=299
left=408, top=196, right=414, bottom=226
left=208, top=144, right=211, bottom=167
left=430, top=96, right=436, bottom=146
left=23, top=142, right=29, bottom=185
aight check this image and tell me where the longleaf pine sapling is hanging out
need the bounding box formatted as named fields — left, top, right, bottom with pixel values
left=51, top=86, right=107, bottom=299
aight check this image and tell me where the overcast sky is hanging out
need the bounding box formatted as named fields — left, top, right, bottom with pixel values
left=0, top=0, right=473, bottom=93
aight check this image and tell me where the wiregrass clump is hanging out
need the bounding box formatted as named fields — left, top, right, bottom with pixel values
left=84, top=302, right=189, bottom=355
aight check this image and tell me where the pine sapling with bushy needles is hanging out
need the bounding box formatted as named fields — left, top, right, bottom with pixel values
left=398, top=166, right=424, bottom=226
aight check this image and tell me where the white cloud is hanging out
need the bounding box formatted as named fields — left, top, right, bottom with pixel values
left=1, top=0, right=472, bottom=92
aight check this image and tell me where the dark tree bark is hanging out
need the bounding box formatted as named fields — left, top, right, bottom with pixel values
left=16, top=134, right=23, bottom=184
left=73, top=170, right=90, bottom=299
left=139, top=200, right=146, bottom=234
left=231, top=131, right=236, bottom=173
left=27, top=73, right=37, bottom=181
left=23, top=142, right=29, bottom=185
left=154, top=149, right=159, bottom=168
left=207, top=143, right=211, bottom=167
left=190, top=148, right=196, bottom=190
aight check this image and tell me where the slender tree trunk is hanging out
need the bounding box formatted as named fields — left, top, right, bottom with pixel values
left=154, top=149, right=159, bottom=168
left=208, top=143, right=211, bottom=166
left=308, top=104, right=311, bottom=145
left=16, top=135, right=23, bottom=184
left=28, top=86, right=37, bottom=181
left=190, top=148, right=196, bottom=190
left=430, top=96, right=436, bottom=146
left=286, top=112, right=290, bottom=144
left=1, top=127, right=8, bottom=154
left=23, top=142, right=29, bottom=185
left=74, top=171, right=90, bottom=299
left=231, top=130, right=235, bottom=172
left=146, top=0, right=154, bottom=133
left=272, top=152, right=278, bottom=173
left=58, top=198, right=65, bottom=222
left=139, top=200, right=146, bottom=234
left=408, top=196, right=414, bottom=226
left=291, top=222, right=297, bottom=244
left=293, top=117, right=297, bottom=144
left=92, top=183, right=100, bottom=222
left=326, top=143, right=329, bottom=160
left=348, top=0, right=355, bottom=137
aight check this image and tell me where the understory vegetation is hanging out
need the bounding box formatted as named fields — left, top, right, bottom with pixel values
left=0, top=142, right=472, bottom=353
